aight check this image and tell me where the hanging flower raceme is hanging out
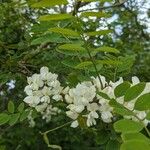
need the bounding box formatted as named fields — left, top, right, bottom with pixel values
left=23, top=67, right=63, bottom=122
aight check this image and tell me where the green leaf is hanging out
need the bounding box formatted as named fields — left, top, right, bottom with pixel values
left=58, top=44, right=85, bottom=51
left=114, top=82, right=131, bottom=98
left=39, top=14, right=73, bottom=21
left=94, top=46, right=120, bottom=54
left=0, top=113, right=10, bottom=125
left=114, top=119, right=144, bottom=133
left=49, top=27, right=80, bottom=37
left=121, top=133, right=150, bottom=144
left=81, top=12, right=111, bottom=18
left=31, top=0, right=68, bottom=8
left=85, top=30, right=113, bottom=36
left=9, top=113, right=20, bottom=126
left=124, top=83, right=146, bottom=101
left=7, top=101, right=15, bottom=113
left=96, top=60, right=122, bottom=65
left=97, top=91, right=111, bottom=100
left=120, top=140, right=150, bottom=150
left=17, top=103, right=24, bottom=113
left=109, top=99, right=133, bottom=116
left=106, top=140, right=120, bottom=150
left=62, top=58, right=80, bottom=68
left=146, top=112, right=150, bottom=120
left=74, top=61, right=103, bottom=72
left=20, top=110, right=30, bottom=122
left=134, top=93, right=150, bottom=111
left=31, top=34, right=69, bottom=45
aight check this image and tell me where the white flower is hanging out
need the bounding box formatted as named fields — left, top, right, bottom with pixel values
left=86, top=111, right=99, bottom=127
left=66, top=111, right=79, bottom=120
left=52, top=95, right=62, bottom=101
left=24, top=66, right=63, bottom=122
left=40, top=66, right=49, bottom=80
left=101, top=111, right=113, bottom=123
left=24, top=96, right=40, bottom=107
left=24, top=85, right=33, bottom=96
left=132, top=76, right=140, bottom=85
left=87, top=103, right=99, bottom=112
left=71, top=120, right=79, bottom=128
left=65, top=94, right=73, bottom=104
left=40, top=96, right=50, bottom=103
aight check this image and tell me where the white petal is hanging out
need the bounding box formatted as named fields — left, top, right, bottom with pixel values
left=71, top=120, right=79, bottom=128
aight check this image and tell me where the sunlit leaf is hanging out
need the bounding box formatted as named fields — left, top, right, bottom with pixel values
left=114, top=119, right=144, bottom=133
left=31, top=0, right=68, bottom=8
left=39, top=14, right=73, bottom=21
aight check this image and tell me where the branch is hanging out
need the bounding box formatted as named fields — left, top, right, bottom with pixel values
left=78, top=0, right=128, bottom=12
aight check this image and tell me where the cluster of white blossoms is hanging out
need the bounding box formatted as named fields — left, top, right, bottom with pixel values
left=24, top=67, right=150, bottom=128
left=24, top=67, right=63, bottom=122
left=93, top=76, right=150, bottom=126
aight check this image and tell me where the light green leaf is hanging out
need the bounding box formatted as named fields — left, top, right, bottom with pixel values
left=49, top=27, right=80, bottom=37
left=85, top=30, right=113, bottom=36
left=114, top=119, right=144, bottom=133
left=31, top=0, right=68, bottom=8
left=74, top=61, right=103, bottom=72
left=94, top=46, right=120, bottom=53
left=17, top=103, right=24, bottom=113
left=121, top=132, right=150, bottom=144
left=134, top=93, right=150, bottom=111
left=39, top=14, right=73, bottom=21
left=124, top=82, right=146, bottom=101
left=9, top=113, right=20, bottom=126
left=31, top=34, right=69, bottom=45
left=114, top=82, right=131, bottom=98
left=120, top=140, right=150, bottom=150
left=58, top=44, right=85, bottom=51
left=0, top=113, right=10, bottom=125
left=8, top=101, right=15, bottom=114
left=81, top=12, right=111, bottom=18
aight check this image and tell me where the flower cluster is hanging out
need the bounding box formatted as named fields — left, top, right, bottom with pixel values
left=24, top=67, right=63, bottom=122
left=24, top=67, right=150, bottom=128
left=65, top=82, right=99, bottom=127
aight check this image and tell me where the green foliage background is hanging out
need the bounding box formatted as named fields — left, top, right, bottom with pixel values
left=0, top=0, right=150, bottom=149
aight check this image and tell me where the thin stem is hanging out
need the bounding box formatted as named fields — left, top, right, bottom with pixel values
left=40, top=121, right=72, bottom=135
left=78, top=0, right=128, bottom=12
left=81, top=37, right=104, bottom=89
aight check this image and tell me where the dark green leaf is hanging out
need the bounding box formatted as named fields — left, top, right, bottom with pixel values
left=7, top=101, right=15, bottom=113
left=17, top=103, right=24, bottom=113
left=114, top=82, right=131, bottom=98
left=0, top=113, right=10, bottom=125
left=9, top=113, right=20, bottom=126
left=106, top=140, right=120, bottom=150
left=20, top=110, right=30, bottom=122
left=134, top=93, right=150, bottom=111
left=124, top=83, right=146, bottom=101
